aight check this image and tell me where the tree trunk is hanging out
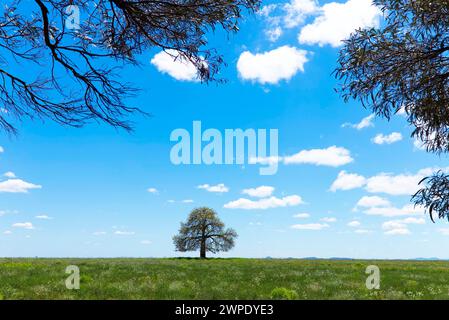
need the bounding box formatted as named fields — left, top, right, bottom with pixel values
left=200, top=238, right=206, bottom=259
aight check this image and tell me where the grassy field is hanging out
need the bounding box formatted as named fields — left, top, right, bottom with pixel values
left=0, top=258, right=448, bottom=300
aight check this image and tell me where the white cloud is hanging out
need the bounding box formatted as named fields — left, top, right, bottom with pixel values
left=321, top=217, right=337, bottom=223
left=438, top=228, right=449, bottom=236
left=332, top=167, right=448, bottom=196
left=382, top=218, right=420, bottom=236
left=141, top=240, right=152, bottom=245
left=237, top=46, right=309, bottom=84
left=197, top=184, right=229, bottom=193
left=384, top=228, right=411, bottom=235
left=151, top=50, right=201, bottom=82
left=382, top=218, right=425, bottom=233
left=35, top=215, right=52, bottom=220
left=284, top=0, right=319, bottom=28
left=355, top=196, right=391, bottom=209
left=0, top=146, right=3, bottom=153
left=284, top=146, right=353, bottom=167
left=413, top=138, right=426, bottom=151
left=365, top=204, right=424, bottom=217
left=265, top=26, right=283, bottom=42
left=348, top=221, right=361, bottom=228
left=114, top=230, right=135, bottom=236
left=3, top=230, right=12, bottom=235
left=93, top=231, right=107, bottom=236
left=330, top=171, right=366, bottom=192
left=224, top=195, right=303, bottom=210
left=342, top=114, right=375, bottom=130
left=397, top=106, right=407, bottom=116
left=365, top=171, right=425, bottom=196
left=182, top=199, right=194, bottom=203
left=291, top=223, right=329, bottom=230
left=12, top=222, right=34, bottom=230
left=400, top=217, right=426, bottom=225
left=242, top=186, right=274, bottom=198
left=372, top=132, right=403, bottom=145
left=298, top=0, right=382, bottom=47
left=147, top=187, right=159, bottom=194
left=413, top=132, right=435, bottom=151
left=3, top=171, right=16, bottom=178
left=293, top=213, right=310, bottom=219
left=355, top=229, right=371, bottom=234
left=0, top=179, right=42, bottom=193
left=258, top=4, right=278, bottom=17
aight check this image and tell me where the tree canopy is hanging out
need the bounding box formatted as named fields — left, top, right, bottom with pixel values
left=173, top=207, right=237, bottom=258
left=0, top=0, right=259, bottom=133
left=335, top=0, right=449, bottom=221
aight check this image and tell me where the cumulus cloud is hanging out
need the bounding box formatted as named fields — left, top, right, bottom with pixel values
left=35, top=215, right=52, bottom=220
left=372, top=132, right=403, bottom=145
left=265, top=26, right=283, bottom=42
left=151, top=50, right=202, bottom=82
left=330, top=171, right=366, bottom=192
left=320, top=217, right=337, bottom=223
left=147, top=187, right=159, bottom=194
left=0, top=179, right=42, bottom=193
left=348, top=221, right=361, bottom=228
left=284, top=146, right=353, bottom=167
left=381, top=218, right=424, bottom=236
left=197, top=184, right=229, bottom=193
left=12, top=222, right=34, bottom=230
left=331, top=167, right=448, bottom=196
left=3, top=171, right=16, bottom=178
left=259, top=1, right=318, bottom=41
left=354, top=196, right=391, bottom=209
left=365, top=171, right=427, bottom=196
left=298, top=0, right=382, bottom=47
left=237, top=46, right=309, bottom=85
left=242, top=186, right=274, bottom=198
left=364, top=204, right=424, bottom=217
left=342, top=114, right=375, bottom=130
left=293, top=213, right=310, bottom=219
left=224, top=195, right=303, bottom=210
left=284, top=0, right=319, bottom=28
left=253, top=146, right=353, bottom=169
left=355, top=229, right=371, bottom=234
left=291, top=223, right=329, bottom=230
left=114, top=230, right=135, bottom=236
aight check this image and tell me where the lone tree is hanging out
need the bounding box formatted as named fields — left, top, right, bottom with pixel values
left=335, top=0, right=449, bottom=221
left=173, top=207, right=237, bottom=258
left=0, top=0, right=259, bottom=134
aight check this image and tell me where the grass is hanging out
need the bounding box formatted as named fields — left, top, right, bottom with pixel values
left=0, top=258, right=449, bottom=300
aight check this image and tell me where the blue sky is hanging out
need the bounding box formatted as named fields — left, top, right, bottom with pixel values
left=1, top=0, right=449, bottom=259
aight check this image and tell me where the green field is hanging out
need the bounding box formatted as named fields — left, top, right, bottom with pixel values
left=0, top=258, right=448, bottom=300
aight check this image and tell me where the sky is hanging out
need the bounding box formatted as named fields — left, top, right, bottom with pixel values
left=1, top=0, right=449, bottom=259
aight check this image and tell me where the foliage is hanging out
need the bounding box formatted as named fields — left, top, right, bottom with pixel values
left=173, top=207, right=237, bottom=258
left=335, top=0, right=449, bottom=220
left=413, top=171, right=449, bottom=222
left=0, top=0, right=259, bottom=133
left=270, top=287, right=299, bottom=300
